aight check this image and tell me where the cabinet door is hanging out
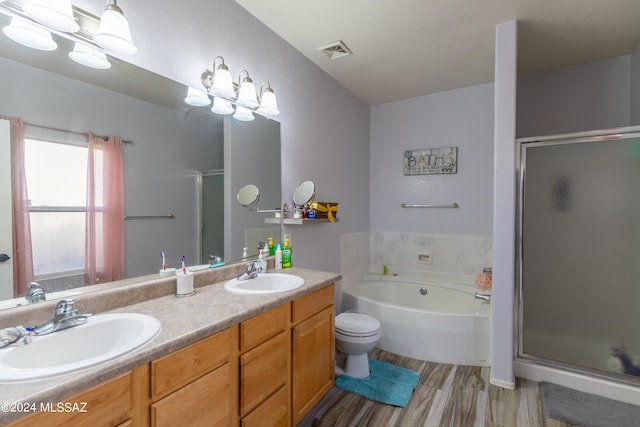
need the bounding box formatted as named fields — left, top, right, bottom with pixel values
left=151, top=363, right=230, bottom=427
left=291, top=306, right=335, bottom=425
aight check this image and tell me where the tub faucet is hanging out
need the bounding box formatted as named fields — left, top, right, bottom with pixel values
left=474, top=292, right=491, bottom=302
left=31, top=299, right=91, bottom=336
left=237, top=261, right=259, bottom=281
left=25, top=282, right=46, bottom=304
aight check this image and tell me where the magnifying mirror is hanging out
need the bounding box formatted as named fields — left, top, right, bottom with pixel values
left=293, top=180, right=315, bottom=206
left=237, top=184, right=260, bottom=208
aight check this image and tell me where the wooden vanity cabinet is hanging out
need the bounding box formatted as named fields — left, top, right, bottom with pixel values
left=150, top=327, right=235, bottom=427
left=6, top=283, right=335, bottom=427
left=6, top=366, right=148, bottom=427
left=238, top=303, right=289, bottom=427
left=291, top=285, right=335, bottom=426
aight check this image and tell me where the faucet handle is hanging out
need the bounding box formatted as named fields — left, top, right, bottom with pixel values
left=55, top=299, right=75, bottom=316
left=25, top=282, right=46, bottom=303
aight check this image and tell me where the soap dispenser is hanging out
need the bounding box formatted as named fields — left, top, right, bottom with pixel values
left=256, top=249, right=266, bottom=273
left=268, top=237, right=275, bottom=256
left=282, top=239, right=292, bottom=268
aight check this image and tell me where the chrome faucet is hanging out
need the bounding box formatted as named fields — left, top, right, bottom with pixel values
left=474, top=292, right=491, bottom=302
left=25, top=282, right=46, bottom=304
left=237, top=261, right=259, bottom=281
left=31, top=299, right=91, bottom=336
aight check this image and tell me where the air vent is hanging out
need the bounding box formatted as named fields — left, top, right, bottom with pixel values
left=318, top=40, right=352, bottom=60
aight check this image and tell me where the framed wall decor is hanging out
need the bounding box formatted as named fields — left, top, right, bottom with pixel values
left=403, top=146, right=458, bottom=175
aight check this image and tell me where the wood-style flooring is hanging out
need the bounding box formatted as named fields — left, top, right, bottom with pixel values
left=299, top=348, right=576, bottom=427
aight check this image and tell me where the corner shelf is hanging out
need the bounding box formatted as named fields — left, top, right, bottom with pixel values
left=264, top=218, right=339, bottom=225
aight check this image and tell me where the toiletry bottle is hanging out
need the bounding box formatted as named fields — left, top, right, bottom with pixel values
left=257, top=249, right=266, bottom=273
left=275, top=244, right=282, bottom=269
left=242, top=247, right=248, bottom=259
left=268, top=237, right=275, bottom=256
left=282, top=239, right=292, bottom=268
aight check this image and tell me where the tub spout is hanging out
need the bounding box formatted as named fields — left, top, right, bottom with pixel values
left=474, top=292, right=491, bottom=302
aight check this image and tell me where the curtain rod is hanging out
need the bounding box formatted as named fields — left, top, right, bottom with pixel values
left=27, top=122, right=133, bottom=144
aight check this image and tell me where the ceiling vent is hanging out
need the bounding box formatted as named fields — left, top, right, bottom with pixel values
left=318, top=40, right=352, bottom=60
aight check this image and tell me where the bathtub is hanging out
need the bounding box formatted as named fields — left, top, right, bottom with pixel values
left=341, top=273, right=490, bottom=366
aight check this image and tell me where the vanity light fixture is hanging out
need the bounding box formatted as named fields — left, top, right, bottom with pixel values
left=236, top=70, right=259, bottom=108
left=207, top=56, right=235, bottom=99
left=195, top=55, right=280, bottom=120
left=68, top=42, right=111, bottom=69
left=2, top=17, right=57, bottom=50
left=94, top=0, right=136, bottom=56
left=211, top=97, right=235, bottom=115
left=21, top=0, right=79, bottom=33
left=256, top=82, right=280, bottom=117
left=233, top=105, right=255, bottom=122
left=184, top=87, right=211, bottom=107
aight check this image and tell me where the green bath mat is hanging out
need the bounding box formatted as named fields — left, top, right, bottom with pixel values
left=335, top=359, right=420, bottom=407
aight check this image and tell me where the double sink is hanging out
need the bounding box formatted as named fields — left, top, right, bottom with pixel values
left=0, top=272, right=304, bottom=382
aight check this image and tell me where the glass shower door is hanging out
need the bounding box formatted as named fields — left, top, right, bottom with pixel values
left=518, top=132, right=640, bottom=382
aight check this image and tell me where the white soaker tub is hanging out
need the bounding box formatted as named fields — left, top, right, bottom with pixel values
left=341, top=272, right=490, bottom=366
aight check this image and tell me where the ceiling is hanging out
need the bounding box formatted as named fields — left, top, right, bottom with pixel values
left=235, top=0, right=640, bottom=106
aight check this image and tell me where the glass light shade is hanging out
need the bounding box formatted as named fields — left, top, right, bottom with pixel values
left=236, top=80, right=259, bottom=108
left=256, top=90, right=280, bottom=117
left=233, top=106, right=255, bottom=122
left=68, top=42, right=111, bottom=69
left=211, top=67, right=235, bottom=99
left=2, top=18, right=57, bottom=51
left=94, top=6, right=137, bottom=55
left=211, top=97, right=234, bottom=115
left=184, top=87, right=211, bottom=107
left=22, top=0, right=79, bottom=33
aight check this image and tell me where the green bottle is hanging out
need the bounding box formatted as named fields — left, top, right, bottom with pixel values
left=282, top=239, right=292, bottom=268
left=268, top=237, right=275, bottom=256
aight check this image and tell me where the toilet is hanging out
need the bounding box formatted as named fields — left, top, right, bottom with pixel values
left=335, top=312, right=382, bottom=378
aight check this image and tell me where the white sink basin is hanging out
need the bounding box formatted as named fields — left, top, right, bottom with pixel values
left=0, top=313, right=161, bottom=382
left=224, top=273, right=305, bottom=294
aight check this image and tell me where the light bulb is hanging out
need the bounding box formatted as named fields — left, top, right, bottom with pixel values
left=184, top=87, right=211, bottom=107
left=211, top=97, right=234, bottom=115
left=233, top=106, right=254, bottom=122
left=68, top=42, right=111, bottom=69
left=94, top=2, right=137, bottom=55
left=2, top=18, right=57, bottom=51
left=22, top=0, right=79, bottom=33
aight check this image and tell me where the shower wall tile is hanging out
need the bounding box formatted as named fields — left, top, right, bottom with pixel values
left=340, top=231, right=492, bottom=277
left=340, top=231, right=370, bottom=273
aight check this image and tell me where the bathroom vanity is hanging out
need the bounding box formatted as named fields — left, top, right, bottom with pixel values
left=0, top=265, right=339, bottom=426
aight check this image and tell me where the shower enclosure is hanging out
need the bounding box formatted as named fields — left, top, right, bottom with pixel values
left=517, top=127, right=640, bottom=385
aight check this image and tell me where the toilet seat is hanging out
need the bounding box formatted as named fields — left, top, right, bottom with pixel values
left=335, top=313, right=381, bottom=338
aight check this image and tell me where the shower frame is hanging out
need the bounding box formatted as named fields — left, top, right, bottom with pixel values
left=515, top=125, right=640, bottom=388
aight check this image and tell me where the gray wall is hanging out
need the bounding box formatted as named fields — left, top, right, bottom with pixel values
left=71, top=0, right=372, bottom=274
left=370, top=83, right=494, bottom=236
left=0, top=56, right=222, bottom=277
left=517, top=56, right=631, bottom=137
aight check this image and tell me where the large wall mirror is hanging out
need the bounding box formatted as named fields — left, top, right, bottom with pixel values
left=0, top=13, right=281, bottom=309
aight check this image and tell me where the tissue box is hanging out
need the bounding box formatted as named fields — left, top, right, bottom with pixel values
left=311, top=202, right=338, bottom=221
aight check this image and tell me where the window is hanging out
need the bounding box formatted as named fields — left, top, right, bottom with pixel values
left=24, top=138, right=87, bottom=278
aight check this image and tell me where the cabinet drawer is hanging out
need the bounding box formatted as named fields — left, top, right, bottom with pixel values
left=291, top=284, right=334, bottom=323
left=7, top=371, right=133, bottom=427
left=240, top=331, right=288, bottom=416
left=240, top=303, right=288, bottom=352
left=151, top=363, right=230, bottom=427
left=151, top=328, right=231, bottom=399
left=241, top=385, right=287, bottom=427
